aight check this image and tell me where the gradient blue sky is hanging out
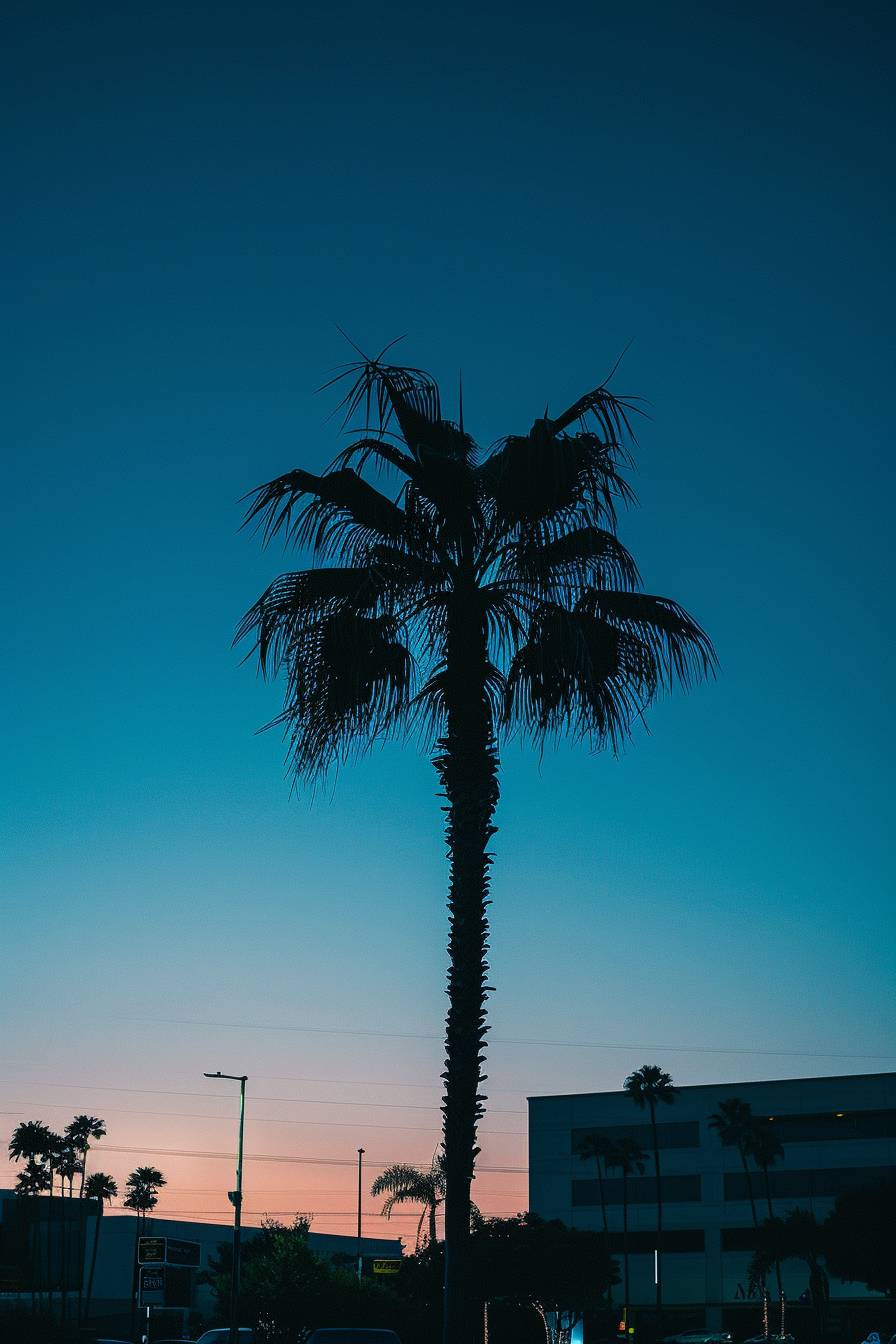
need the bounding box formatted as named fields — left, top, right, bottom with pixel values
left=2, top=1, right=894, bottom=1234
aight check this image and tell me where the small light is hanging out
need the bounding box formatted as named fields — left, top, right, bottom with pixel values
left=767, top=1115, right=775, bottom=1121
left=835, top=1112, right=845, bottom=1118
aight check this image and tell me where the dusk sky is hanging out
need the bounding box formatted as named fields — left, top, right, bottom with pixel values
left=3, top=1, right=894, bottom=1240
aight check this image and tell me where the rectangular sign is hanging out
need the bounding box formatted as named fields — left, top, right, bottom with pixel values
left=139, top=1266, right=165, bottom=1305
left=138, top=1236, right=200, bottom=1268
left=372, top=1258, right=402, bottom=1275
left=138, top=1237, right=165, bottom=1264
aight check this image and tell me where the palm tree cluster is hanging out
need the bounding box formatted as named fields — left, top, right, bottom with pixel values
left=709, top=1097, right=787, bottom=1306
left=7, top=1114, right=164, bottom=1327
left=239, top=350, right=715, bottom=1342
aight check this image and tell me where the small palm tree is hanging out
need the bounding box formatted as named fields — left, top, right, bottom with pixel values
left=575, top=1130, right=616, bottom=1292
left=239, top=353, right=715, bottom=1341
left=372, top=1157, right=446, bottom=1249
left=83, top=1172, right=118, bottom=1324
left=64, top=1115, right=106, bottom=1198
left=9, top=1122, right=60, bottom=1316
left=623, top=1065, right=677, bottom=1329
left=123, top=1166, right=166, bottom=1228
left=709, top=1098, right=759, bottom=1229
left=607, top=1136, right=647, bottom=1330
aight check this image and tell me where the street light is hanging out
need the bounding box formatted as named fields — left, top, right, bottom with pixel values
left=356, top=1148, right=365, bottom=1282
left=205, top=1071, right=247, bottom=1344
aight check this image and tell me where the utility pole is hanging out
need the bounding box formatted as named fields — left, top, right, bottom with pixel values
left=205, top=1071, right=248, bottom=1344
left=356, top=1148, right=365, bottom=1282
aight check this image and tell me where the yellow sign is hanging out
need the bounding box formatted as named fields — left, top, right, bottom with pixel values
left=373, top=1258, right=402, bottom=1275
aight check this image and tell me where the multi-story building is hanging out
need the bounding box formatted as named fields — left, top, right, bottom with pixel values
left=529, top=1071, right=896, bottom=1336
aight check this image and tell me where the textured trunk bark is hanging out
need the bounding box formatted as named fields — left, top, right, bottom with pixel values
left=85, top=1203, right=102, bottom=1323
left=437, top=591, right=499, bottom=1344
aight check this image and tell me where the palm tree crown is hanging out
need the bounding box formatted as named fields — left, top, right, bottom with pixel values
left=84, top=1172, right=118, bottom=1204
left=238, top=357, right=715, bottom=777
left=123, top=1166, right=166, bottom=1221
left=623, top=1065, right=677, bottom=1111
left=371, top=1158, right=446, bottom=1249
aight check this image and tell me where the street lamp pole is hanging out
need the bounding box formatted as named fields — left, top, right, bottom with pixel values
left=356, top=1148, right=365, bottom=1282
left=205, top=1071, right=248, bottom=1344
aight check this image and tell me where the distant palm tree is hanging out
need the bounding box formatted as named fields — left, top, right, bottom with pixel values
left=8, top=1122, right=59, bottom=1315
left=13, top=1160, right=51, bottom=1313
left=239, top=353, right=715, bottom=1343
left=123, top=1166, right=166, bottom=1228
left=575, top=1130, right=616, bottom=1293
left=746, top=1122, right=785, bottom=1303
left=709, top=1098, right=759, bottom=1229
left=623, top=1065, right=677, bottom=1329
left=607, top=1136, right=647, bottom=1329
left=372, top=1158, right=446, bottom=1249
left=83, top=1172, right=118, bottom=1325
left=65, top=1115, right=106, bottom=1198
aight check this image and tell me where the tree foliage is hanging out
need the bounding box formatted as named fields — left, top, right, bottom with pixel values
left=824, top=1180, right=896, bottom=1298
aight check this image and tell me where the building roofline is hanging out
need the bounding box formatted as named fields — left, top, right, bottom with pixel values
left=527, top=1069, right=896, bottom=1103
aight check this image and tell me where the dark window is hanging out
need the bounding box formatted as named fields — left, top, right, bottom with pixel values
left=723, top=1166, right=896, bottom=1201
left=721, top=1227, right=761, bottom=1252
left=762, top=1110, right=896, bottom=1143
left=607, top=1229, right=705, bottom=1254
left=572, top=1122, right=700, bottom=1155
left=573, top=1174, right=701, bottom=1206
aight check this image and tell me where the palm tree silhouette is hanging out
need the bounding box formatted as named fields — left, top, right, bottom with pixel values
left=607, top=1136, right=647, bottom=1331
left=575, top=1130, right=616, bottom=1292
left=123, top=1166, right=166, bottom=1228
left=746, top=1122, right=785, bottom=1304
left=709, top=1099, right=759, bottom=1230
left=65, top=1115, right=105, bottom=1326
left=239, top=353, right=715, bottom=1342
left=83, top=1172, right=118, bottom=1325
left=8, top=1122, right=59, bottom=1316
left=372, top=1157, right=446, bottom=1249
left=623, top=1065, right=677, bottom=1330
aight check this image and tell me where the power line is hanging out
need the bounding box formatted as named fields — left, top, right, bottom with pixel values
left=114, top=1015, right=896, bottom=1061
left=96, top=1143, right=528, bottom=1173
left=0, top=1104, right=525, bottom=1137
left=0, top=1078, right=523, bottom=1114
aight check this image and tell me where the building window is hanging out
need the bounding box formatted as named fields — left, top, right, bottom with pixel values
left=762, top=1110, right=896, bottom=1143
left=571, top=1121, right=700, bottom=1154
left=723, top=1165, right=896, bottom=1201
left=572, top=1174, right=702, bottom=1206
left=607, top=1229, right=706, bottom=1253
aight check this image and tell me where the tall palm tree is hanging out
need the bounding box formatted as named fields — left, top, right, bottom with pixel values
left=575, top=1130, right=616, bottom=1292
left=623, top=1065, right=677, bottom=1330
left=8, top=1123, right=59, bottom=1317
left=372, top=1158, right=446, bottom=1249
left=709, top=1098, right=759, bottom=1230
left=746, top=1122, right=785, bottom=1304
left=13, top=1160, right=51, bottom=1313
left=65, top=1115, right=105, bottom=1325
left=83, top=1172, right=118, bottom=1325
left=238, top=353, right=715, bottom=1343
left=607, top=1137, right=647, bottom=1331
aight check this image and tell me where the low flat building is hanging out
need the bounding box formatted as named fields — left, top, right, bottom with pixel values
left=528, top=1071, right=896, bottom=1337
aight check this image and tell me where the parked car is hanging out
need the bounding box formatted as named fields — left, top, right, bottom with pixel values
left=195, top=1331, right=255, bottom=1344
left=306, top=1332, right=403, bottom=1344
left=663, top=1333, right=733, bottom=1344
left=743, top=1335, right=796, bottom=1344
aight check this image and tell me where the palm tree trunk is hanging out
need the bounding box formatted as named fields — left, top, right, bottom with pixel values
left=429, top=1200, right=438, bottom=1249
left=739, top=1144, right=758, bottom=1230
left=85, top=1202, right=102, bottom=1324
left=761, top=1165, right=784, bottom=1302
left=650, top=1102, right=662, bottom=1332
left=436, top=596, right=499, bottom=1344
left=597, top=1159, right=612, bottom=1301
left=622, top=1168, right=630, bottom=1332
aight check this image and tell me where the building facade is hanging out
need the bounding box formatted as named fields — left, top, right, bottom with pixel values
left=528, top=1071, right=896, bottom=1335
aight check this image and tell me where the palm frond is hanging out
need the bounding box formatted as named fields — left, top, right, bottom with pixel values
left=271, top=608, right=415, bottom=778
left=576, top=589, right=717, bottom=690
left=499, top=525, right=641, bottom=595
left=503, top=605, right=642, bottom=751
left=244, top=466, right=407, bottom=556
